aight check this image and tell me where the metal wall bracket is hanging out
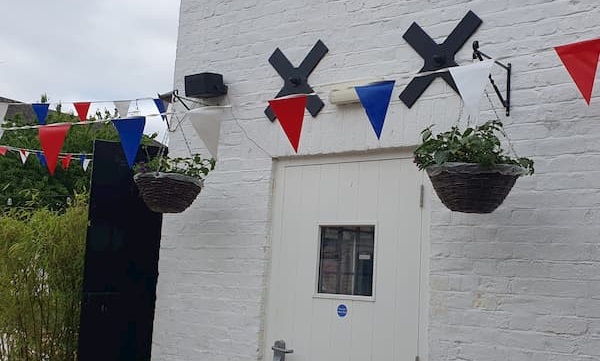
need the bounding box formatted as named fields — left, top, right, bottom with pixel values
left=399, top=10, right=482, bottom=108
left=265, top=40, right=329, bottom=122
left=168, top=90, right=217, bottom=110
left=472, top=40, right=511, bottom=116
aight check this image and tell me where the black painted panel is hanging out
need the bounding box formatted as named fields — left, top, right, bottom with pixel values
left=78, top=140, right=163, bottom=361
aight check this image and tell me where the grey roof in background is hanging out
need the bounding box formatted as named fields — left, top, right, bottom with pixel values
left=0, top=96, right=36, bottom=122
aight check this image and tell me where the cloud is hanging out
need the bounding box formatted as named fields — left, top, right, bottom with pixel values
left=0, top=0, right=179, bottom=139
left=0, top=0, right=179, bottom=104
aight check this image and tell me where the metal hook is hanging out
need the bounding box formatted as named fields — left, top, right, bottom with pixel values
left=472, top=40, right=512, bottom=116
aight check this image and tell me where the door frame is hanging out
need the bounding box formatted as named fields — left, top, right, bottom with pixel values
left=264, top=149, right=431, bottom=361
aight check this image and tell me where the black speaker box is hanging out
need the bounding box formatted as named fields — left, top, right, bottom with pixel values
left=184, top=72, right=227, bottom=98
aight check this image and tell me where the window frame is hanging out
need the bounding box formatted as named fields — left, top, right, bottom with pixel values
left=313, top=222, right=378, bottom=302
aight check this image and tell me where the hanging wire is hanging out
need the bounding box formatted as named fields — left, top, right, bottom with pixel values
left=453, top=95, right=465, bottom=128
left=485, top=89, right=502, bottom=122
left=226, top=95, right=273, bottom=158
left=168, top=93, right=272, bottom=158
left=163, top=105, right=194, bottom=157
left=484, top=89, right=521, bottom=159
left=166, top=109, right=188, bottom=133
left=145, top=101, right=179, bottom=174
left=178, top=119, right=195, bottom=158
left=230, top=110, right=273, bottom=157
left=154, top=120, right=173, bottom=173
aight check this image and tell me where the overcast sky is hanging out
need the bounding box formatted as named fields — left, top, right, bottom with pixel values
left=0, top=0, right=180, bottom=136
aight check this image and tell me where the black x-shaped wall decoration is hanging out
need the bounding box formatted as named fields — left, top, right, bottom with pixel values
left=399, top=10, right=482, bottom=108
left=265, top=40, right=329, bottom=122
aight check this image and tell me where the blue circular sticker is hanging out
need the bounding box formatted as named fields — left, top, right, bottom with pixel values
left=337, top=304, right=348, bottom=318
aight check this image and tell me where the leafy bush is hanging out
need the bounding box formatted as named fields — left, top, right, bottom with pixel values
left=0, top=196, right=88, bottom=360
left=413, top=120, right=534, bottom=175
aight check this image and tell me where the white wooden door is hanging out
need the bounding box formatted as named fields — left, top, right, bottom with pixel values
left=264, top=153, right=428, bottom=361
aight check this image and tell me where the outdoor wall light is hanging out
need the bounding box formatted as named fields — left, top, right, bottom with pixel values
left=329, top=78, right=383, bottom=105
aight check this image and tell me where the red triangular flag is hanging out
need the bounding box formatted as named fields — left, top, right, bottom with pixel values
left=38, top=124, right=71, bottom=175
left=555, top=38, right=600, bottom=105
left=73, top=102, right=91, bottom=121
left=0, top=146, right=7, bottom=156
left=61, top=154, right=72, bottom=170
left=268, top=95, right=307, bottom=152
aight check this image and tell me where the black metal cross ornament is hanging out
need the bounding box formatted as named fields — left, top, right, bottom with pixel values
left=399, top=10, right=482, bottom=108
left=265, top=40, right=329, bottom=122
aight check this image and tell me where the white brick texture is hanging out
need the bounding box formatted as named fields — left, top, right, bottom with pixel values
left=152, top=1, right=600, bottom=360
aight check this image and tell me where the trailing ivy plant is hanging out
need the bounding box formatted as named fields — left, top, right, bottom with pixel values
left=133, top=153, right=216, bottom=179
left=413, top=120, right=534, bottom=175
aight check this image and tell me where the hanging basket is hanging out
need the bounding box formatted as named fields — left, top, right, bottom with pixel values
left=426, top=162, right=526, bottom=214
left=133, top=172, right=204, bottom=213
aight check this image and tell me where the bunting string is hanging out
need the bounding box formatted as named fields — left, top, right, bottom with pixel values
left=0, top=144, right=92, bottom=157
left=0, top=111, right=184, bottom=132
left=0, top=94, right=176, bottom=127
left=0, top=145, right=92, bottom=172
left=1, top=119, right=110, bottom=131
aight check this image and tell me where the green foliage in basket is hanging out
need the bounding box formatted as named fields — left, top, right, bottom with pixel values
left=413, top=120, right=534, bottom=175
left=134, top=154, right=216, bottom=179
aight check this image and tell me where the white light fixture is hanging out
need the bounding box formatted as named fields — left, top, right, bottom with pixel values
left=329, top=78, right=383, bottom=105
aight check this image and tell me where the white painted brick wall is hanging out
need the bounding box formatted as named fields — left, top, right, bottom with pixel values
left=152, top=0, right=600, bottom=360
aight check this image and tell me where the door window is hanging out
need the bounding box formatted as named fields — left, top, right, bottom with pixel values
left=317, top=225, right=375, bottom=296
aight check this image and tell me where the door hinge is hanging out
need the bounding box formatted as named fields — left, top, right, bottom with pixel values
left=419, top=184, right=424, bottom=208
left=415, top=356, right=420, bottom=361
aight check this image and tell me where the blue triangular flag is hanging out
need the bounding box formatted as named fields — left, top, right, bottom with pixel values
left=355, top=80, right=395, bottom=139
left=79, top=154, right=86, bottom=164
left=112, top=116, right=146, bottom=168
left=32, top=103, right=50, bottom=125
left=36, top=152, right=47, bottom=167
left=153, top=98, right=167, bottom=121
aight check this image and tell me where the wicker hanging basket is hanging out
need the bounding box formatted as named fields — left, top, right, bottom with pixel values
left=134, top=172, right=204, bottom=213
left=426, top=163, right=526, bottom=213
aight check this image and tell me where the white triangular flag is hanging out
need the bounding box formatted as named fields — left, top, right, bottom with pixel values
left=184, top=107, right=224, bottom=158
left=114, top=100, right=131, bottom=119
left=0, top=103, right=8, bottom=139
left=19, top=150, right=30, bottom=164
left=449, top=60, right=495, bottom=122
left=83, top=158, right=92, bottom=171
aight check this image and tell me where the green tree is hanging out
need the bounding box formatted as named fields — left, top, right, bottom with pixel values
left=0, top=97, right=156, bottom=209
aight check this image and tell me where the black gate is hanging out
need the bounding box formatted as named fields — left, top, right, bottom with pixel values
left=78, top=140, right=163, bottom=361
